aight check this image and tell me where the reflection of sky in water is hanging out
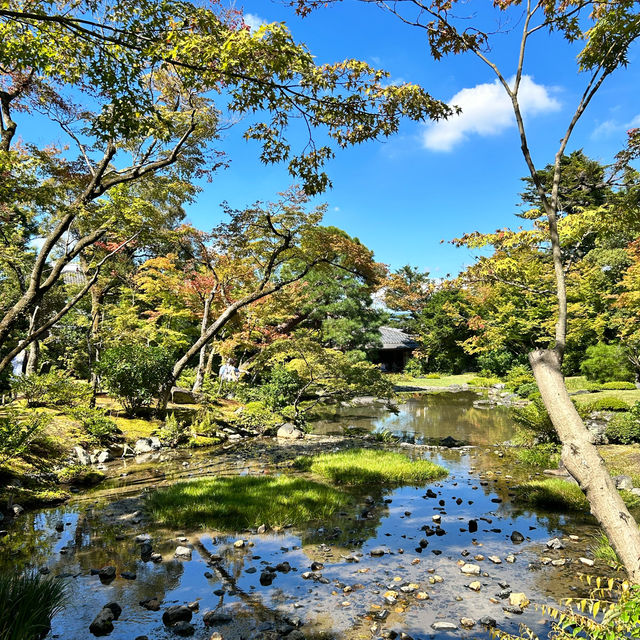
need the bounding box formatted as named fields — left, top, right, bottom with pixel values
left=1, top=394, right=603, bottom=640
left=316, top=391, right=515, bottom=445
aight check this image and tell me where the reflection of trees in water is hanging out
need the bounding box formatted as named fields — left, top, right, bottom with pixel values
left=317, top=392, right=516, bottom=445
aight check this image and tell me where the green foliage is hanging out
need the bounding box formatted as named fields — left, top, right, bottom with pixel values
left=372, top=429, right=398, bottom=443
left=477, top=350, right=523, bottom=377
left=606, top=405, right=640, bottom=444
left=146, top=475, right=351, bottom=531
left=12, top=372, right=91, bottom=408
left=505, top=364, right=535, bottom=390
left=230, top=401, right=282, bottom=433
left=468, top=376, right=502, bottom=387
left=96, top=344, right=173, bottom=415
left=403, top=357, right=425, bottom=377
left=155, top=412, right=189, bottom=447
left=257, top=365, right=306, bottom=411
left=69, top=407, right=119, bottom=444
left=175, top=367, right=198, bottom=390
left=511, top=397, right=558, bottom=443
left=590, top=533, right=621, bottom=568
left=0, top=410, right=50, bottom=464
left=0, top=571, right=67, bottom=640
left=516, top=382, right=539, bottom=398
left=294, top=448, right=448, bottom=485
left=601, top=381, right=637, bottom=390
left=581, top=343, right=635, bottom=383
left=425, top=372, right=442, bottom=379
left=514, top=444, right=561, bottom=469
left=584, top=397, right=631, bottom=412
left=512, top=478, right=590, bottom=512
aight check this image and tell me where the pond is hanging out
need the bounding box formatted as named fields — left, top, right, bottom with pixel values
left=1, top=391, right=607, bottom=640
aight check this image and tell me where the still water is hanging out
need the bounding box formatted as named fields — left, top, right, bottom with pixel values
left=1, top=392, right=605, bottom=640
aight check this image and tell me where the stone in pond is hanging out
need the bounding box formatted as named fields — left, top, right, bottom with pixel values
left=460, top=618, right=476, bottom=628
left=479, top=616, right=497, bottom=627
left=510, top=531, right=525, bottom=543
left=171, top=621, right=195, bottom=636
left=509, top=593, right=529, bottom=608
left=370, top=547, right=385, bottom=557
left=432, top=621, right=457, bottom=630
left=468, top=519, right=478, bottom=533
left=546, top=537, right=564, bottom=550
left=175, top=546, right=192, bottom=560
left=277, top=423, right=304, bottom=439
left=260, top=571, right=275, bottom=586
left=140, top=598, right=161, bottom=611
left=460, top=563, right=480, bottom=575
left=203, top=611, right=233, bottom=625
left=162, top=605, right=192, bottom=626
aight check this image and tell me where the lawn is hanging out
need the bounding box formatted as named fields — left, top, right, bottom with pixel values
left=145, top=475, right=352, bottom=531
left=389, top=373, right=478, bottom=388
left=512, top=478, right=640, bottom=512
left=294, top=448, right=448, bottom=485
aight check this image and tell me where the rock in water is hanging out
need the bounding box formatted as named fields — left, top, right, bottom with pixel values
left=276, top=423, right=304, bottom=439
left=175, top=546, right=192, bottom=560
left=89, top=603, right=121, bottom=636
left=510, top=531, right=525, bottom=543
left=162, top=605, right=192, bottom=626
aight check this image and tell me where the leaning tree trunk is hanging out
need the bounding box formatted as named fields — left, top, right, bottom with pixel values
left=530, top=348, right=640, bottom=583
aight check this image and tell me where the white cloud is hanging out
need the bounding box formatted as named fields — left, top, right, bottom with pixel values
left=333, top=206, right=341, bottom=212
left=243, top=12, right=266, bottom=32
left=422, top=75, right=561, bottom=152
left=592, top=113, right=640, bottom=139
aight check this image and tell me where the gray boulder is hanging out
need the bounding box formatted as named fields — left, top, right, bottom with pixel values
left=96, top=450, right=113, bottom=464
left=162, top=605, right=192, bottom=626
left=74, top=446, right=91, bottom=465
left=615, top=475, right=634, bottom=491
left=277, top=423, right=304, bottom=440
left=171, top=387, right=199, bottom=404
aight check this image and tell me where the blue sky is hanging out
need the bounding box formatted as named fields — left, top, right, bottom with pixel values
left=178, top=1, right=640, bottom=276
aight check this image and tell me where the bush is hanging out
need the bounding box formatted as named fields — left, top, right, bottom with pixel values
left=96, top=344, right=173, bottom=415
left=477, top=350, right=524, bottom=377
left=514, top=443, right=560, bottom=468
left=0, top=572, right=67, bottom=640
left=230, top=401, right=281, bottom=433
left=425, top=372, right=441, bottom=379
left=0, top=410, right=50, bottom=464
left=69, top=407, right=119, bottom=444
left=584, top=396, right=630, bottom=412
left=580, top=342, right=635, bottom=383
left=468, top=376, right=502, bottom=387
left=258, top=365, right=305, bottom=410
left=155, top=412, right=190, bottom=447
left=403, top=357, right=424, bottom=377
left=12, top=371, right=91, bottom=407
left=601, top=381, right=637, bottom=390
left=175, top=367, right=198, bottom=389
left=585, top=381, right=603, bottom=392
left=504, top=364, right=535, bottom=391
left=606, top=407, right=640, bottom=444
left=511, top=397, right=558, bottom=443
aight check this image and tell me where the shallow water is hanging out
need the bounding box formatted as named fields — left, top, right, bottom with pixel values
left=314, top=391, right=514, bottom=445
left=1, top=393, right=608, bottom=640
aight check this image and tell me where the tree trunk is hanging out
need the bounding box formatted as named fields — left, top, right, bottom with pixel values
left=88, top=287, right=105, bottom=407
left=25, top=340, right=39, bottom=375
left=192, top=344, right=208, bottom=393
left=530, top=348, right=640, bottom=583
left=204, top=344, right=216, bottom=379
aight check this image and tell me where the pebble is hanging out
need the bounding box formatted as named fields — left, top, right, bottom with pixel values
left=460, top=617, right=476, bottom=628
left=467, top=581, right=482, bottom=591
left=579, top=557, right=594, bottom=567
left=488, top=555, right=502, bottom=564
left=460, top=563, right=480, bottom=575
left=431, top=621, right=457, bottom=630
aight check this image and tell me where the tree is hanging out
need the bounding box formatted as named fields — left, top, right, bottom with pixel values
left=293, top=0, right=640, bottom=582
left=1, top=0, right=454, bottom=374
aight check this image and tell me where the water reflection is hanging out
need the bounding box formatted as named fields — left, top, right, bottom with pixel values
left=315, top=391, right=514, bottom=445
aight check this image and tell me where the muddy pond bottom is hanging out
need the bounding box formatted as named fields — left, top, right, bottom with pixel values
left=2, top=445, right=605, bottom=640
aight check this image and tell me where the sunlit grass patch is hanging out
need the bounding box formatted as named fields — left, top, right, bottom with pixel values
left=512, top=478, right=640, bottom=512
left=590, top=532, right=621, bottom=568
left=146, top=475, right=351, bottom=531
left=294, top=448, right=448, bottom=486
left=514, top=444, right=560, bottom=469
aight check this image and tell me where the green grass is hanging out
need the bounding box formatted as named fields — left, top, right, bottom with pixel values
left=0, top=572, right=67, bottom=640
left=566, top=376, right=640, bottom=407
left=512, top=478, right=640, bottom=512
left=146, top=475, right=352, bottom=531
left=514, top=444, right=561, bottom=468
left=590, top=532, right=621, bottom=568
left=389, top=373, right=478, bottom=388
left=294, top=448, right=448, bottom=485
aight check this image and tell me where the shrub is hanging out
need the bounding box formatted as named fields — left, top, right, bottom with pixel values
left=96, top=344, right=173, bottom=415
left=155, top=412, right=190, bottom=447
left=511, top=397, right=558, bottom=443
left=69, top=407, right=119, bottom=444
left=258, top=365, right=305, bottom=410
left=584, top=396, right=630, bottom=412
left=468, top=376, right=502, bottom=387
left=515, top=381, right=538, bottom=398
left=425, top=372, right=441, bottom=379
left=515, top=443, right=560, bottom=468
left=12, top=371, right=91, bottom=407
left=0, top=410, right=50, bottom=464
left=606, top=411, right=640, bottom=444
left=175, top=367, right=198, bottom=389
left=580, top=342, right=635, bottom=383
left=230, top=401, right=281, bottom=433
left=477, top=350, right=524, bottom=377
left=403, top=357, right=424, bottom=377
left=0, top=572, right=67, bottom=640
left=585, top=381, right=604, bottom=392
left=601, top=381, right=637, bottom=390
left=504, top=364, right=535, bottom=391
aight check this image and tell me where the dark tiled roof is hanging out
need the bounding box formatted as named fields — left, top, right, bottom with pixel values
left=379, top=326, right=418, bottom=350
